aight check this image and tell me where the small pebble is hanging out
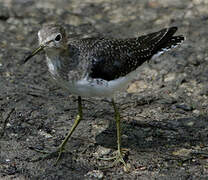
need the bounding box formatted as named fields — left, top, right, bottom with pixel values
left=85, top=170, right=104, bottom=179
left=193, top=109, right=200, bottom=114
left=93, top=146, right=111, bottom=157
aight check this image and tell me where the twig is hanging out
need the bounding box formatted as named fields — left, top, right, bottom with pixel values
left=0, top=108, right=15, bottom=138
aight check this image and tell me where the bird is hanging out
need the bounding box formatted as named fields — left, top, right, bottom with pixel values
left=24, top=24, right=184, bottom=170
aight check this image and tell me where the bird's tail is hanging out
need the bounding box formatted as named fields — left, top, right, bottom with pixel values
left=152, top=27, right=185, bottom=59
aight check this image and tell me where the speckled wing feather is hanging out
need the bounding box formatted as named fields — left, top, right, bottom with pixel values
left=73, top=27, right=184, bottom=81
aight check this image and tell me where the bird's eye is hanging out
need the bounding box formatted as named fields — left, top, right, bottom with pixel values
left=55, top=34, right=62, bottom=42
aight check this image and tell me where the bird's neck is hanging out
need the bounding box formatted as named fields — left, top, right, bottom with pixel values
left=45, top=45, right=86, bottom=88
left=45, top=47, right=81, bottom=81
left=45, top=50, right=62, bottom=76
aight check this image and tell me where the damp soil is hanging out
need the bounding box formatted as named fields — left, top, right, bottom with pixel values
left=0, top=0, right=208, bottom=179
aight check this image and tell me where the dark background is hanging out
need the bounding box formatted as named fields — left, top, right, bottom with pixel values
left=0, top=0, right=208, bottom=179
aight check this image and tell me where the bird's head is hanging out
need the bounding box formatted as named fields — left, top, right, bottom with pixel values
left=24, top=24, right=67, bottom=63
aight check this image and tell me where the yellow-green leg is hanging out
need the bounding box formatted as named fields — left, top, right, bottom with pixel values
left=54, top=96, right=83, bottom=164
left=99, top=99, right=129, bottom=170
left=31, top=96, right=83, bottom=164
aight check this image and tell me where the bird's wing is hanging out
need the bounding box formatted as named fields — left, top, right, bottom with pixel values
left=76, top=27, right=184, bottom=81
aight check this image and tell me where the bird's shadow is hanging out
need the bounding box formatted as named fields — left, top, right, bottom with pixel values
left=95, top=115, right=208, bottom=152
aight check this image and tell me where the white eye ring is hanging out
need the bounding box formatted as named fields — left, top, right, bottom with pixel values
left=55, top=33, right=62, bottom=42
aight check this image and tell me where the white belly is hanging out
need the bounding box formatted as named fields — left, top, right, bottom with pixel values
left=59, top=69, right=138, bottom=97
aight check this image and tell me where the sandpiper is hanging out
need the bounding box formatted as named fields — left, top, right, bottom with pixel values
left=24, top=24, right=184, bottom=170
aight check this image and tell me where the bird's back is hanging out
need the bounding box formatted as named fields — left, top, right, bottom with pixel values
left=70, top=27, right=184, bottom=82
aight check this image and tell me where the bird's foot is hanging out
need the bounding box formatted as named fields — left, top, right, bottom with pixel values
left=98, top=148, right=130, bottom=171
left=29, top=146, right=65, bottom=165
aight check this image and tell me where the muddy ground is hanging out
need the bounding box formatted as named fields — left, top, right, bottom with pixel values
left=0, top=0, right=208, bottom=179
